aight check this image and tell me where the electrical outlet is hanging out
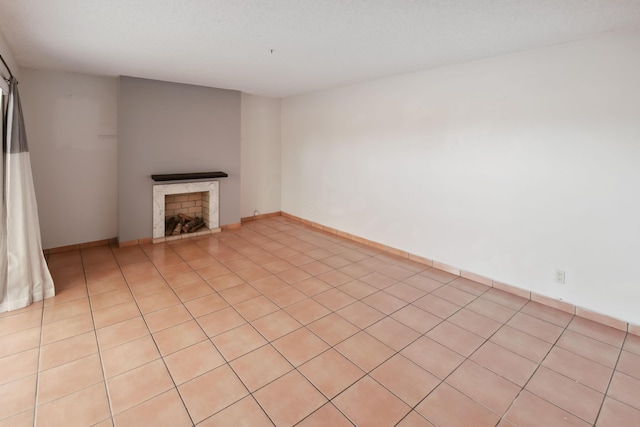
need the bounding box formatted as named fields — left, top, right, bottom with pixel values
left=253, top=210, right=259, bottom=217
left=555, top=269, right=565, bottom=284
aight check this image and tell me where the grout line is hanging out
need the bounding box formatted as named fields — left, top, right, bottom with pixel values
left=593, top=332, right=628, bottom=425
left=32, top=278, right=48, bottom=427
left=79, top=246, right=116, bottom=426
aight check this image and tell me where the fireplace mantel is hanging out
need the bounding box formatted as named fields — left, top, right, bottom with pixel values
left=151, top=172, right=228, bottom=182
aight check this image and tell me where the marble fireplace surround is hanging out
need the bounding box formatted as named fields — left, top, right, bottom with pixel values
left=152, top=181, right=220, bottom=243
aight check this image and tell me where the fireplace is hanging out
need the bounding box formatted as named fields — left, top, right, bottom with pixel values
left=152, top=181, right=220, bottom=243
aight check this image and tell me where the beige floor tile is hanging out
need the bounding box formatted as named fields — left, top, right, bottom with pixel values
left=230, top=344, right=293, bottom=392
left=416, top=383, right=499, bottom=427
left=251, top=310, right=302, bottom=341
left=173, top=282, right=216, bottom=302
left=37, top=353, right=103, bottom=404
left=92, top=301, right=140, bottom=329
left=128, top=278, right=171, bottom=299
left=101, top=335, right=160, bottom=378
left=39, top=331, right=98, bottom=371
left=135, top=289, right=181, bottom=314
left=0, top=348, right=39, bottom=386
left=402, top=274, right=444, bottom=293
left=266, top=286, right=307, bottom=308
left=446, top=307, right=503, bottom=338
left=401, top=336, right=464, bottom=379
left=338, top=279, right=378, bottom=299
left=272, top=328, right=329, bottom=367
left=336, top=301, right=385, bottom=329
left=556, top=330, right=620, bottom=368
left=334, top=376, right=410, bottom=426
left=390, top=304, right=441, bottom=334
left=335, top=331, right=395, bottom=372
left=113, top=388, right=192, bottom=427
left=542, top=346, right=613, bottom=393
left=0, top=375, right=37, bottom=419
left=198, top=396, right=273, bottom=427
left=597, top=396, right=640, bottom=426
left=366, top=317, right=421, bottom=351
left=470, top=341, right=538, bottom=386
left=617, top=350, right=640, bottom=380
left=144, top=304, right=192, bottom=333
left=96, top=316, right=149, bottom=350
left=293, top=277, right=332, bottom=297
left=153, top=319, right=207, bottom=356
left=384, top=282, right=427, bottom=303
left=253, top=370, right=326, bottom=427
left=371, top=354, right=440, bottom=406
left=491, top=326, right=552, bottom=363
left=313, top=289, right=357, bottom=311
left=431, top=285, right=476, bottom=306
left=526, top=366, right=604, bottom=423
left=396, top=411, right=436, bottom=427
left=178, top=364, right=248, bottom=423
left=504, top=390, right=591, bottom=427
left=219, top=283, right=260, bottom=305
left=211, top=323, right=267, bottom=361
left=608, top=371, right=640, bottom=410
left=234, top=295, right=280, bottom=321
left=43, top=298, right=91, bottom=324
left=89, top=288, right=133, bottom=311
left=284, top=299, right=331, bottom=325
left=299, top=349, right=364, bottom=398
left=296, top=403, right=353, bottom=427
left=0, top=409, right=34, bottom=427
left=35, top=382, right=110, bottom=427
left=184, top=293, right=229, bottom=318
left=197, top=306, right=246, bottom=337
left=426, top=321, right=485, bottom=357
left=568, top=316, right=626, bottom=347
left=520, top=301, right=573, bottom=327
left=107, top=359, right=174, bottom=414
left=164, top=340, right=225, bottom=385
left=276, top=267, right=312, bottom=285
left=0, top=326, right=41, bottom=358
left=41, top=313, right=94, bottom=345
left=307, top=313, right=359, bottom=346
left=413, top=294, right=460, bottom=319
left=446, top=360, right=521, bottom=416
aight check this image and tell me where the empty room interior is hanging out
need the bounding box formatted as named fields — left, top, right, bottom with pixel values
left=1, top=1, right=640, bottom=426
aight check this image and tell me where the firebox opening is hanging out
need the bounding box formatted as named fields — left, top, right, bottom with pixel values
left=163, top=191, right=210, bottom=236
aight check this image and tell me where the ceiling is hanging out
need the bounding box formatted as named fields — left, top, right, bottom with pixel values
left=1, top=1, right=639, bottom=97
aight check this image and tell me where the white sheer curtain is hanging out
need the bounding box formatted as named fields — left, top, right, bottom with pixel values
left=1, top=77, right=54, bottom=312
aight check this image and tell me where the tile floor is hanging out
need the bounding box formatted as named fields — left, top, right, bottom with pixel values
left=1, top=216, right=640, bottom=426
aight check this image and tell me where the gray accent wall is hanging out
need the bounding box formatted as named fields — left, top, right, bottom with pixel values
left=118, top=76, right=241, bottom=242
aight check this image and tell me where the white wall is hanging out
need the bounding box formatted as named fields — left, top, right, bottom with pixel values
left=282, top=32, right=640, bottom=324
left=19, top=69, right=118, bottom=249
left=241, top=93, right=282, bottom=217
left=0, top=31, right=19, bottom=91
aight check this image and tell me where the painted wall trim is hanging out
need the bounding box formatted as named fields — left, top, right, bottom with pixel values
left=241, top=211, right=283, bottom=223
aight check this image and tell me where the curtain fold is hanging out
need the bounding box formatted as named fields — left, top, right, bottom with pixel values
left=1, top=76, right=54, bottom=312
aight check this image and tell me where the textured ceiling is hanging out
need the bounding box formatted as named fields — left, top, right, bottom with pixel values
left=1, top=0, right=639, bottom=97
